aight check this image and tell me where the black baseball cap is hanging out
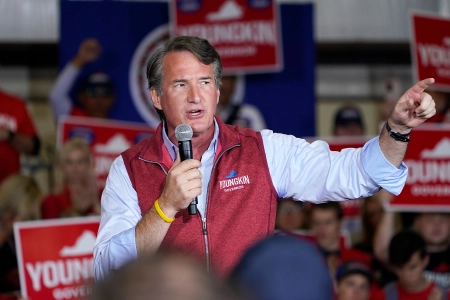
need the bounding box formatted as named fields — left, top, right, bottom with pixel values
left=334, top=106, right=363, bottom=127
left=80, top=72, right=114, bottom=97
left=335, top=260, right=373, bottom=283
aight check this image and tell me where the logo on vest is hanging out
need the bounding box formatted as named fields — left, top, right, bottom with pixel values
left=220, top=170, right=250, bottom=192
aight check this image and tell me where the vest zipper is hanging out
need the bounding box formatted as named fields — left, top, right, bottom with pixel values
left=203, top=144, right=239, bottom=273
left=139, top=156, right=211, bottom=270
left=140, top=145, right=240, bottom=274
left=202, top=217, right=210, bottom=272
left=138, top=157, right=168, bottom=175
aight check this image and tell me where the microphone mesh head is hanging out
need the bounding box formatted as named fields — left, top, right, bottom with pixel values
left=175, top=124, right=193, bottom=141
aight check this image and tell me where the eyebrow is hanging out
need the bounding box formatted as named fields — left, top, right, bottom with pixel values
left=171, top=76, right=213, bottom=84
left=172, top=79, right=187, bottom=84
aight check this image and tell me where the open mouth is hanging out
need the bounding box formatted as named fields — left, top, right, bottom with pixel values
left=189, top=110, right=201, bottom=116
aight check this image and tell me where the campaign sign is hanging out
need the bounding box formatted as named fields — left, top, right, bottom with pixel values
left=411, top=12, right=450, bottom=89
left=171, top=0, right=283, bottom=73
left=388, top=124, right=450, bottom=211
left=14, top=217, right=100, bottom=300
left=61, top=1, right=314, bottom=138
left=57, top=116, right=154, bottom=189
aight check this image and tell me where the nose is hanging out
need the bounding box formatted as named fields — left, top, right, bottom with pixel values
left=188, top=85, right=201, bottom=103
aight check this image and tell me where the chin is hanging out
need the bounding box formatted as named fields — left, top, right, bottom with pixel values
left=191, top=121, right=213, bottom=134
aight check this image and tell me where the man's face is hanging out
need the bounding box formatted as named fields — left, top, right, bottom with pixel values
left=275, top=200, right=304, bottom=231
left=393, top=251, right=428, bottom=290
left=336, top=274, right=370, bottom=300
left=310, top=208, right=341, bottom=250
left=334, top=123, right=364, bottom=137
left=79, top=94, right=115, bottom=118
left=414, top=213, right=450, bottom=247
left=151, top=51, right=220, bottom=139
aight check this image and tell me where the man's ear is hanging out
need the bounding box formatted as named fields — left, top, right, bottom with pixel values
left=216, top=88, right=220, bottom=105
left=150, top=88, right=162, bottom=110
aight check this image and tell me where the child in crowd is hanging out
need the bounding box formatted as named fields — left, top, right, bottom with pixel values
left=309, top=202, right=372, bottom=279
left=335, top=260, right=373, bottom=300
left=374, top=189, right=450, bottom=290
left=383, top=230, right=449, bottom=300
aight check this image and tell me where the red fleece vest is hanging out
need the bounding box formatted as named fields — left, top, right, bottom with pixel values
left=122, top=118, right=278, bottom=277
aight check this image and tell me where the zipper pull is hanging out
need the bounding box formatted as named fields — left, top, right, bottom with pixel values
left=202, top=218, right=207, bottom=235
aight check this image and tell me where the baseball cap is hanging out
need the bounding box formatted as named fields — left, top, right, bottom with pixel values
left=230, top=235, right=333, bottom=300
left=335, top=260, right=373, bottom=283
left=80, top=72, right=114, bottom=97
left=334, top=106, right=363, bottom=127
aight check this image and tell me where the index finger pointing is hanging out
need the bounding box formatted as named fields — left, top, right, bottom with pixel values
left=410, top=78, right=435, bottom=94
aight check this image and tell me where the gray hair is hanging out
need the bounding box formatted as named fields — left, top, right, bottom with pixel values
left=146, top=36, right=223, bottom=121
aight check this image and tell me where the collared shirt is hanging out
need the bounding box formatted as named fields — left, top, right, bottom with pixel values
left=94, top=121, right=407, bottom=280
left=162, top=120, right=219, bottom=217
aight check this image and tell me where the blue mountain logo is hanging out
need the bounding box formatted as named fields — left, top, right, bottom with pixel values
left=226, top=170, right=238, bottom=179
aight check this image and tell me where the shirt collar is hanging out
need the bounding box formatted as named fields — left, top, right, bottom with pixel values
left=162, top=119, right=220, bottom=161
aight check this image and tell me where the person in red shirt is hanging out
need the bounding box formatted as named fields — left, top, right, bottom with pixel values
left=382, top=230, right=449, bottom=300
left=41, top=137, right=100, bottom=219
left=0, top=90, right=40, bottom=184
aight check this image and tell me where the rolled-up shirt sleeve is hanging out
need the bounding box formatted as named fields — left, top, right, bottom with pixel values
left=262, top=131, right=408, bottom=202
left=361, top=136, right=408, bottom=195
left=93, top=156, right=141, bottom=281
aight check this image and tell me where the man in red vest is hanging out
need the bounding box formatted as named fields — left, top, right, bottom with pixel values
left=94, top=36, right=437, bottom=280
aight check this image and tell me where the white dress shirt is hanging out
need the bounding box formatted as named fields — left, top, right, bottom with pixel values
left=93, top=120, right=407, bottom=280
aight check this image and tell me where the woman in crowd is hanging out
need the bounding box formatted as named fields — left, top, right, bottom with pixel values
left=0, top=174, right=42, bottom=294
left=41, top=137, right=100, bottom=219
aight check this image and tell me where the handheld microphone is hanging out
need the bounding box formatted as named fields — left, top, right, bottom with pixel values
left=174, top=124, right=197, bottom=215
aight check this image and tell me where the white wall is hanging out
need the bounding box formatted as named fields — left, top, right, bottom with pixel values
left=0, top=0, right=58, bottom=42
left=0, top=0, right=447, bottom=42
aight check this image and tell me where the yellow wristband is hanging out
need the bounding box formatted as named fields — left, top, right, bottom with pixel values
left=154, top=199, right=175, bottom=223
